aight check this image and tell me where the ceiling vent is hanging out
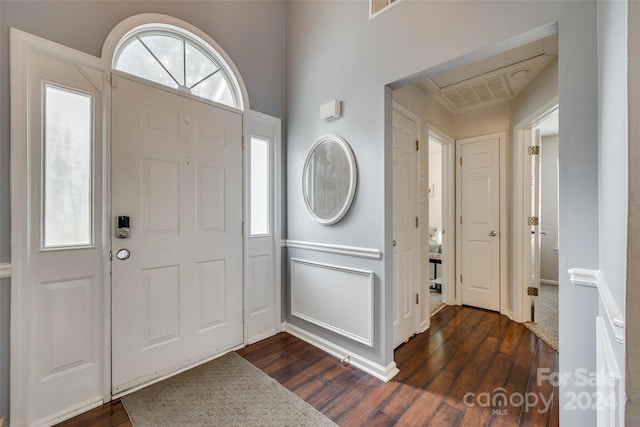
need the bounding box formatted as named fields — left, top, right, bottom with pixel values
left=441, top=75, right=512, bottom=111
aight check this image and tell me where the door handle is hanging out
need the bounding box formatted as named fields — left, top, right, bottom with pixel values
left=489, top=230, right=497, bottom=237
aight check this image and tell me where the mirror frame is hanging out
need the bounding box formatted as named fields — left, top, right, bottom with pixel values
left=302, top=134, right=357, bottom=225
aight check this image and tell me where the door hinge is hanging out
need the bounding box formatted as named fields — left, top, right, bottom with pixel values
left=109, top=251, right=112, bottom=260
left=242, top=222, right=245, bottom=237
left=416, top=216, right=419, bottom=228
left=460, top=274, right=463, bottom=283
left=527, top=287, right=539, bottom=296
left=528, top=216, right=539, bottom=226
left=416, top=140, right=419, bottom=151
left=528, top=146, right=540, bottom=155
left=460, top=216, right=463, bottom=225
left=460, top=157, right=463, bottom=166
left=242, top=136, right=245, bottom=150
left=416, top=293, right=419, bottom=305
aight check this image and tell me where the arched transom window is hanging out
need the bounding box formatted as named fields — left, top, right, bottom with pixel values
left=114, top=25, right=242, bottom=109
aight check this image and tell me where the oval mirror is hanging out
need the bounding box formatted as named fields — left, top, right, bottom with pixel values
left=302, top=134, right=357, bottom=225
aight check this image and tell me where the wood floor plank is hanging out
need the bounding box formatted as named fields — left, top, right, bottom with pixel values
left=396, top=369, right=457, bottom=426
left=427, top=402, right=463, bottom=426
left=57, top=306, right=558, bottom=427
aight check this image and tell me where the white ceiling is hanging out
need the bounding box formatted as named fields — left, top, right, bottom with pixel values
left=421, top=34, right=558, bottom=114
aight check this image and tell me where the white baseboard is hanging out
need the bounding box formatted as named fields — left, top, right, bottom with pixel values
left=283, top=322, right=398, bottom=382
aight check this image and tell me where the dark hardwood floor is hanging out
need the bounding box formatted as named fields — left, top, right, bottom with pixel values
left=57, top=306, right=558, bottom=426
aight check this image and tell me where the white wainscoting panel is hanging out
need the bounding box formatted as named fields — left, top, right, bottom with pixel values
left=290, top=258, right=374, bottom=347
left=596, top=317, right=622, bottom=427
left=568, top=268, right=624, bottom=343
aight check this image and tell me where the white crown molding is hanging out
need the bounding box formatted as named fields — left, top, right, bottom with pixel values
left=284, top=322, right=398, bottom=383
left=0, top=263, right=10, bottom=279
left=284, top=240, right=382, bottom=260
left=568, top=268, right=624, bottom=344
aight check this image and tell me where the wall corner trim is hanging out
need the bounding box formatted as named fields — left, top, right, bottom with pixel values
left=284, top=240, right=382, bottom=259
left=568, top=268, right=624, bottom=344
left=0, top=263, right=11, bottom=279
left=283, top=322, right=399, bottom=382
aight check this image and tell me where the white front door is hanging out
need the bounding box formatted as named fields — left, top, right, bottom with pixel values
left=458, top=135, right=501, bottom=311
left=10, top=30, right=107, bottom=426
left=111, top=74, right=243, bottom=394
left=392, top=107, right=419, bottom=348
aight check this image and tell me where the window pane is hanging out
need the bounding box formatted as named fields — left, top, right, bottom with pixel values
left=185, top=42, right=218, bottom=88
left=116, top=39, right=178, bottom=89
left=140, top=35, right=185, bottom=86
left=191, top=72, right=234, bottom=106
left=250, top=137, right=270, bottom=236
left=44, top=85, right=93, bottom=248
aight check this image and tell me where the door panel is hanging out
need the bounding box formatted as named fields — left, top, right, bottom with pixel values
left=11, top=29, right=106, bottom=425
left=392, top=108, right=419, bottom=348
left=111, top=74, right=243, bottom=394
left=459, top=137, right=501, bottom=311
left=244, top=113, right=281, bottom=344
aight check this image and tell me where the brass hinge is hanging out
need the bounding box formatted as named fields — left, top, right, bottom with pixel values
left=528, top=146, right=540, bottom=155
left=527, top=287, right=539, bottom=296
left=416, top=217, right=419, bottom=228
left=416, top=140, right=419, bottom=151
left=416, top=293, right=419, bottom=304
left=528, top=216, right=539, bottom=226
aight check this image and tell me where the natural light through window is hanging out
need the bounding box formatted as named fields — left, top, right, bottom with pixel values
left=250, top=136, right=270, bottom=236
left=43, top=85, right=93, bottom=248
left=114, top=28, right=240, bottom=108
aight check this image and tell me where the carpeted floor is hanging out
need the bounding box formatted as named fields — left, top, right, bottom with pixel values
left=524, top=284, right=559, bottom=352
left=121, top=352, right=336, bottom=427
left=429, top=288, right=446, bottom=317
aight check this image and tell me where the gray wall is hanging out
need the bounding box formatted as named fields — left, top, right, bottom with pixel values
left=0, top=1, right=286, bottom=422
left=541, top=135, right=559, bottom=283
left=597, top=0, right=628, bottom=422
left=626, top=1, right=640, bottom=421
left=286, top=1, right=599, bottom=425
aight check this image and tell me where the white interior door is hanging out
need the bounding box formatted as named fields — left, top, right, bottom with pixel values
left=458, top=135, right=501, bottom=311
left=111, top=74, right=243, bottom=394
left=392, top=107, right=419, bottom=348
left=10, top=30, right=106, bottom=426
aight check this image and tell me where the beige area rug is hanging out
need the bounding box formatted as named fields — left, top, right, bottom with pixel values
left=524, top=284, right=559, bottom=352
left=121, top=352, right=337, bottom=427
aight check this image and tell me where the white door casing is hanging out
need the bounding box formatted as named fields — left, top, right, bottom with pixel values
left=530, top=128, right=542, bottom=320
left=110, top=73, right=243, bottom=394
left=392, top=104, right=421, bottom=347
left=457, top=134, right=502, bottom=312
left=243, top=111, right=282, bottom=344
left=10, top=29, right=107, bottom=426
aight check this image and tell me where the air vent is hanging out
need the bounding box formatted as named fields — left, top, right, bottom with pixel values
left=441, top=75, right=512, bottom=111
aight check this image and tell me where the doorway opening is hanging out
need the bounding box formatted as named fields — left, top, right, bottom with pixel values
left=427, top=129, right=453, bottom=316
left=518, top=106, right=560, bottom=351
